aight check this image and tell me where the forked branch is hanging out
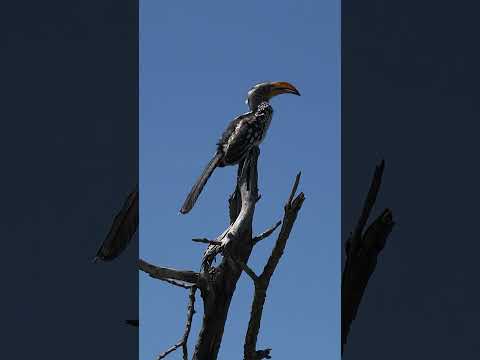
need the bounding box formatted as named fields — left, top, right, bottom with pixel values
left=158, top=286, right=197, bottom=360
left=243, top=172, right=306, bottom=360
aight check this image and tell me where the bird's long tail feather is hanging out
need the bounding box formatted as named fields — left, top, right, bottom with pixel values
left=180, top=152, right=222, bottom=214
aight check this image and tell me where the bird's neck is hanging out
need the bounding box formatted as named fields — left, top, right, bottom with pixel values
left=248, top=95, right=269, bottom=111
left=254, top=101, right=273, bottom=114
left=249, top=100, right=271, bottom=112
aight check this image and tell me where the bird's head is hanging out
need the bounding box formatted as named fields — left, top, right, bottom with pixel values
left=246, top=81, right=300, bottom=110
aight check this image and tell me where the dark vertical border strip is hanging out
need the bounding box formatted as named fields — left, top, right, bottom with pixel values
left=1, top=1, right=138, bottom=358
left=343, top=0, right=480, bottom=358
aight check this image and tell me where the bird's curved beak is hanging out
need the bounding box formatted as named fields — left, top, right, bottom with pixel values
left=269, top=81, right=301, bottom=97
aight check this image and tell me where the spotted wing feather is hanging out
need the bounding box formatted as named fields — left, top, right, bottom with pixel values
left=219, top=113, right=259, bottom=165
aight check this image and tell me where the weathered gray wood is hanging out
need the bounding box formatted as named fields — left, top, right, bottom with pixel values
left=192, top=148, right=260, bottom=360
left=139, top=259, right=202, bottom=289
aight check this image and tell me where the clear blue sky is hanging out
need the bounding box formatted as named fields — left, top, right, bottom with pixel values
left=140, top=1, right=340, bottom=359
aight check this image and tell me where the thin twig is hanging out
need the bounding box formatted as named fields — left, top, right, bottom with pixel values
left=286, top=172, right=301, bottom=209
left=253, top=221, right=282, bottom=245
left=158, top=287, right=197, bottom=360
left=181, top=287, right=197, bottom=360
left=227, top=253, right=259, bottom=282
left=192, top=238, right=223, bottom=246
left=157, top=342, right=182, bottom=359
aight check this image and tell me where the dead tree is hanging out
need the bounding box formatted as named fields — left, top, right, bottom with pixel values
left=140, top=147, right=305, bottom=360
left=341, top=160, right=395, bottom=355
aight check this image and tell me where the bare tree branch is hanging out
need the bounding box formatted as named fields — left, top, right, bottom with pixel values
left=157, top=342, right=182, bottom=359
left=252, top=221, right=282, bottom=245
left=192, top=238, right=223, bottom=246
left=227, top=252, right=259, bottom=282
left=262, top=173, right=305, bottom=282
left=243, top=172, right=306, bottom=360
left=139, top=259, right=201, bottom=288
left=158, top=287, right=197, bottom=360
left=162, top=278, right=194, bottom=290
left=286, top=171, right=301, bottom=208
left=181, top=286, right=197, bottom=360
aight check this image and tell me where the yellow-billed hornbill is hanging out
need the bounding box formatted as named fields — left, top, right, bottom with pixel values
left=180, top=81, right=300, bottom=214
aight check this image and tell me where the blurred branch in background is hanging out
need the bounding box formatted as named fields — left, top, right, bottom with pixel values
left=341, top=161, right=395, bottom=356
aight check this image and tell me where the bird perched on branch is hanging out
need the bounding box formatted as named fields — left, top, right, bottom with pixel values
left=180, top=81, right=300, bottom=214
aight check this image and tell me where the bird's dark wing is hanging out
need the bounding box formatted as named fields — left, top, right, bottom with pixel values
left=218, top=112, right=257, bottom=165
left=217, top=111, right=253, bottom=149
